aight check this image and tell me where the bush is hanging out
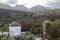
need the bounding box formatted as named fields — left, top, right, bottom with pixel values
left=48, top=20, right=60, bottom=39
left=29, top=23, right=42, bottom=36
left=2, top=27, right=9, bottom=32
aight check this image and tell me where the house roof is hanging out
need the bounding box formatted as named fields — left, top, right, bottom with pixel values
left=42, top=20, right=52, bottom=24
left=9, top=21, right=21, bottom=26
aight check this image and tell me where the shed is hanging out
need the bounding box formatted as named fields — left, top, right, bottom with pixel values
left=9, top=21, right=21, bottom=37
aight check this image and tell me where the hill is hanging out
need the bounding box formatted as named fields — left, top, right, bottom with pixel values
left=0, top=8, right=60, bottom=25
left=0, top=8, right=34, bottom=24
left=33, top=9, right=60, bottom=20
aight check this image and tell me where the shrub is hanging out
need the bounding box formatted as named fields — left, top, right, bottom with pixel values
left=48, top=20, right=60, bottom=39
left=2, top=27, right=9, bottom=32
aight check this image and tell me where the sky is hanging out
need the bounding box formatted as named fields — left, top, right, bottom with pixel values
left=17, top=0, right=53, bottom=8
left=47, top=0, right=60, bottom=8
left=7, top=0, right=17, bottom=4
left=0, top=0, right=60, bottom=8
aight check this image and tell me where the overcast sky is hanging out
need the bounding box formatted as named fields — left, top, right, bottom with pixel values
left=46, top=0, right=60, bottom=8
left=0, top=0, right=60, bottom=8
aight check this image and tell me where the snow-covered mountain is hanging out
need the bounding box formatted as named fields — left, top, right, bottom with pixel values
left=0, top=4, right=48, bottom=11
left=13, top=5, right=28, bottom=11
left=0, top=4, right=12, bottom=9
left=30, top=5, right=47, bottom=11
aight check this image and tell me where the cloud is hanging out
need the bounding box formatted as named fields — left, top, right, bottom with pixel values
left=7, top=0, right=17, bottom=4
left=47, top=0, right=60, bottom=8
left=0, top=0, right=6, bottom=3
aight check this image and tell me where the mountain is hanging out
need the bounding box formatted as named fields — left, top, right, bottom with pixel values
left=0, top=4, right=48, bottom=11
left=0, top=4, right=28, bottom=11
left=30, top=5, right=47, bottom=11
left=13, top=5, right=28, bottom=11
left=0, top=4, right=12, bottom=9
